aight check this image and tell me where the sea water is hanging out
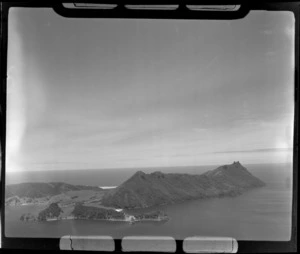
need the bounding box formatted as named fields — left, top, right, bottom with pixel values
left=5, top=163, right=293, bottom=240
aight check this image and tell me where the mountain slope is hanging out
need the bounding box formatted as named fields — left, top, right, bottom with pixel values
left=101, top=162, right=265, bottom=209
left=5, top=182, right=100, bottom=199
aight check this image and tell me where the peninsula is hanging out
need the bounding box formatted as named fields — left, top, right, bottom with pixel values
left=101, top=161, right=266, bottom=209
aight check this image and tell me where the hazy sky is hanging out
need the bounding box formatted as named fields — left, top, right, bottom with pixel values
left=6, top=8, right=294, bottom=172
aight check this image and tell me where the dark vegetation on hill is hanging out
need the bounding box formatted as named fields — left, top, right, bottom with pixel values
left=134, top=210, right=168, bottom=221
left=71, top=203, right=125, bottom=220
left=5, top=182, right=100, bottom=199
left=37, top=202, right=63, bottom=221
left=20, top=202, right=63, bottom=222
left=101, top=161, right=266, bottom=209
left=20, top=213, right=36, bottom=222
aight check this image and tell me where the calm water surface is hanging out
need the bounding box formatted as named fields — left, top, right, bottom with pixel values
left=5, top=163, right=293, bottom=240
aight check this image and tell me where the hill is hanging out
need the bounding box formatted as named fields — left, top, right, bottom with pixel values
left=71, top=203, right=125, bottom=220
left=5, top=182, right=100, bottom=199
left=101, top=161, right=265, bottom=209
left=37, top=202, right=63, bottom=221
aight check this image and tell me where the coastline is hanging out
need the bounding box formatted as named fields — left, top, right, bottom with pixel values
left=31, top=216, right=169, bottom=223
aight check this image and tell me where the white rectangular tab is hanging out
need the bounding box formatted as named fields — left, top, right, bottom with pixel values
left=183, top=236, right=238, bottom=253
left=122, top=236, right=176, bottom=252
left=60, top=235, right=72, bottom=250
left=60, top=235, right=115, bottom=251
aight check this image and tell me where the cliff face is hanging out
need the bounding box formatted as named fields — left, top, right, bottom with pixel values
left=101, top=162, right=265, bottom=209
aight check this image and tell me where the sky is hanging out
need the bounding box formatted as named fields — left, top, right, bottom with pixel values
left=6, top=8, right=294, bottom=172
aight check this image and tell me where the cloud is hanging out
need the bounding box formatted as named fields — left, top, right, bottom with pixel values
left=111, top=128, right=168, bottom=146
left=212, top=147, right=293, bottom=154
left=193, top=128, right=207, bottom=133
left=6, top=23, right=27, bottom=173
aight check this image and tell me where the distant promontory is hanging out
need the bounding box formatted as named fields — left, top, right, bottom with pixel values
left=101, top=161, right=266, bottom=209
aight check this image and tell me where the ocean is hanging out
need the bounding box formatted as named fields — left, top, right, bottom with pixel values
left=5, top=163, right=293, bottom=241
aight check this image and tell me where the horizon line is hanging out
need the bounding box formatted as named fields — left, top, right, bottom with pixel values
left=6, top=161, right=293, bottom=173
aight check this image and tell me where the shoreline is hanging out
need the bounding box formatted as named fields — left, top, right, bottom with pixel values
left=24, top=216, right=169, bottom=223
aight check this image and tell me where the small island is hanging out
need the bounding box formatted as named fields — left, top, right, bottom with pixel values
left=20, top=202, right=169, bottom=224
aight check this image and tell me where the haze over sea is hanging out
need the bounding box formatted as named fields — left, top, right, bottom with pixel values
left=5, top=163, right=292, bottom=241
